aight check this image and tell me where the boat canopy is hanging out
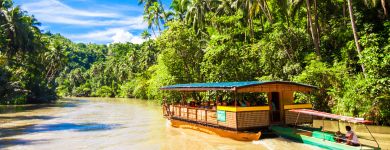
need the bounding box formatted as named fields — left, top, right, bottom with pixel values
left=160, top=81, right=317, bottom=92
left=289, top=109, right=373, bottom=124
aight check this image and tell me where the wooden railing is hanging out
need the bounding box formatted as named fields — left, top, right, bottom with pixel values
left=169, top=105, right=218, bottom=126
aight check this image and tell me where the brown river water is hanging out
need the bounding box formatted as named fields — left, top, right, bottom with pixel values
left=0, top=98, right=388, bottom=150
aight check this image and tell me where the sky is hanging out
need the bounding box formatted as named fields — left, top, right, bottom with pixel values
left=13, top=0, right=171, bottom=44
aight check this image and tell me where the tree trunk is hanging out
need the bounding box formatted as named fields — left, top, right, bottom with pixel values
left=151, top=26, right=156, bottom=38
left=263, top=0, right=273, bottom=23
left=306, top=0, right=321, bottom=58
left=343, top=0, right=347, bottom=24
left=347, top=0, right=366, bottom=76
left=257, top=0, right=272, bottom=23
left=314, top=0, right=321, bottom=38
left=381, top=0, right=388, bottom=17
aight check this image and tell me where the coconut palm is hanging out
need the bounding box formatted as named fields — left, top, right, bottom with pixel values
left=363, top=0, right=388, bottom=17
left=141, top=30, right=151, bottom=40
left=143, top=2, right=164, bottom=37
left=170, top=0, right=191, bottom=21
left=347, top=0, right=366, bottom=76
left=305, top=0, right=321, bottom=58
left=0, top=0, right=41, bottom=57
left=186, top=0, right=215, bottom=34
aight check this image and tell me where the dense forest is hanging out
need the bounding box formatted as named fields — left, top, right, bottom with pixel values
left=0, top=0, right=389, bottom=125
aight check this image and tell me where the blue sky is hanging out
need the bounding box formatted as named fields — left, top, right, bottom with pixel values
left=13, top=0, right=172, bottom=44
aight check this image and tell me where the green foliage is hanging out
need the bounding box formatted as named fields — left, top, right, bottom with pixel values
left=1, top=0, right=389, bottom=125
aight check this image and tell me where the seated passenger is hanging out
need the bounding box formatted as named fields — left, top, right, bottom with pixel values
left=189, top=101, right=195, bottom=107
left=345, top=126, right=360, bottom=146
left=239, top=100, right=246, bottom=107
left=222, top=102, right=227, bottom=106
left=203, top=101, right=210, bottom=109
left=334, top=131, right=343, bottom=143
left=245, top=100, right=250, bottom=107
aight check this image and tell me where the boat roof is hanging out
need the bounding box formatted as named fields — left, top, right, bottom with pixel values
left=160, top=81, right=317, bottom=92
left=289, top=109, right=373, bottom=124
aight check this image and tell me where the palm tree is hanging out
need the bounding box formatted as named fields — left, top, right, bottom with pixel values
left=44, top=37, right=68, bottom=82
left=381, top=0, right=388, bottom=17
left=305, top=0, right=321, bottom=58
left=170, top=0, right=190, bottom=21
left=141, top=30, right=151, bottom=40
left=186, top=0, right=210, bottom=34
left=143, top=2, right=164, bottom=37
left=363, top=0, right=388, bottom=17
left=347, top=0, right=366, bottom=76
left=0, top=1, right=41, bottom=57
left=139, top=0, right=167, bottom=21
left=138, top=0, right=157, bottom=13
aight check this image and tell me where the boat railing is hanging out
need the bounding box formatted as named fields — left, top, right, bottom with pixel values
left=167, top=104, right=271, bottom=130
left=167, top=105, right=219, bottom=126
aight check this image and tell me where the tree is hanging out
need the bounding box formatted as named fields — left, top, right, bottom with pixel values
left=141, top=30, right=151, bottom=40
left=347, top=0, right=366, bottom=76
left=143, top=2, right=164, bottom=36
left=306, top=0, right=321, bottom=58
left=0, top=0, right=42, bottom=57
left=170, top=0, right=190, bottom=21
left=185, top=0, right=210, bottom=34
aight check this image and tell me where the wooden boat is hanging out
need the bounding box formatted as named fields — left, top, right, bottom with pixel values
left=160, top=81, right=381, bottom=149
left=270, top=109, right=381, bottom=150
left=170, top=119, right=261, bottom=141
left=160, top=81, right=317, bottom=141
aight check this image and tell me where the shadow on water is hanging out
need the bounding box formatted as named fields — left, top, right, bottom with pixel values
left=25, top=123, right=122, bottom=133
left=0, top=123, right=121, bottom=139
left=0, top=115, right=57, bottom=120
left=0, top=100, right=79, bottom=114
left=0, top=138, right=51, bottom=149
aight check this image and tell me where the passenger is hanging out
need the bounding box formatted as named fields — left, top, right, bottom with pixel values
left=239, top=100, right=246, bottom=107
left=345, top=126, right=360, bottom=146
left=189, top=101, right=196, bottom=107
left=243, top=97, right=251, bottom=107
left=205, top=101, right=210, bottom=109
left=211, top=102, right=217, bottom=110
left=222, top=102, right=227, bottom=106
left=334, top=131, right=343, bottom=143
left=245, top=100, right=250, bottom=107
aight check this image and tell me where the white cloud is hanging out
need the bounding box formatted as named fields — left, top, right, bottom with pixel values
left=21, top=0, right=147, bottom=27
left=17, top=0, right=148, bottom=43
left=112, top=30, right=132, bottom=43
left=23, top=0, right=120, bottom=18
left=67, top=28, right=145, bottom=44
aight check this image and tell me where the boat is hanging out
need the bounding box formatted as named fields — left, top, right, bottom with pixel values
left=270, top=109, right=381, bottom=150
left=160, top=81, right=317, bottom=141
left=160, top=81, right=381, bottom=149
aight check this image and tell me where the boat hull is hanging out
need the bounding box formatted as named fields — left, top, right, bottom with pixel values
left=170, top=119, right=262, bottom=141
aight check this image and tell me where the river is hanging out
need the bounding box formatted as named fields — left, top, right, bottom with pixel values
left=0, top=98, right=387, bottom=150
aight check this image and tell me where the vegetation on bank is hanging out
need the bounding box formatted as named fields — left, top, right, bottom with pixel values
left=0, top=0, right=389, bottom=125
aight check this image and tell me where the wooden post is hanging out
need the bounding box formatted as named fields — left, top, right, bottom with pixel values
left=234, top=88, right=237, bottom=107
left=205, top=110, right=208, bottom=125
left=195, top=108, right=198, bottom=121
left=234, top=88, right=238, bottom=131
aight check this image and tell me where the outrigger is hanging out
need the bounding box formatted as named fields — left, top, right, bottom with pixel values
left=160, top=81, right=317, bottom=141
left=270, top=109, right=381, bottom=150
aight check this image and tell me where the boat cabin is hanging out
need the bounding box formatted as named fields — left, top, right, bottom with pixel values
left=160, top=81, right=317, bottom=134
